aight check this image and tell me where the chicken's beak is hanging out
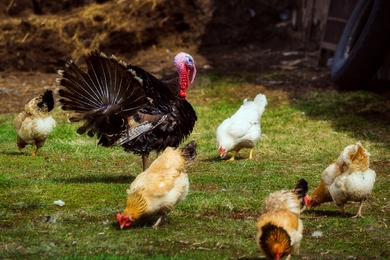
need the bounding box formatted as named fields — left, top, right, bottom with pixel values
left=117, top=213, right=125, bottom=230
left=219, top=146, right=226, bottom=159
left=304, top=195, right=311, bottom=209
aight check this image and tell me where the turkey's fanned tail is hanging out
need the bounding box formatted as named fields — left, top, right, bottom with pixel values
left=59, top=51, right=148, bottom=142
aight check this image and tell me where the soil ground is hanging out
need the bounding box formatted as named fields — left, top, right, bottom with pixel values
left=0, top=0, right=336, bottom=114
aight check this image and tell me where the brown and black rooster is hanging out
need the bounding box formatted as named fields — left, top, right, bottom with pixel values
left=256, top=179, right=308, bottom=260
left=58, top=50, right=197, bottom=170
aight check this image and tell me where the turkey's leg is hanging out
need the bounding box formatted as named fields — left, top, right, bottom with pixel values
left=141, top=153, right=149, bottom=171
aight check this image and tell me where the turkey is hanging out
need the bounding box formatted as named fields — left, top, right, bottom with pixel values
left=58, top=50, right=197, bottom=170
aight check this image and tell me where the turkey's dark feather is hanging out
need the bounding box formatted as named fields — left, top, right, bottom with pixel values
left=59, top=51, right=148, bottom=141
left=59, top=50, right=197, bottom=158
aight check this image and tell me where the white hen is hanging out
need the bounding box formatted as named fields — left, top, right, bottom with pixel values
left=216, top=93, right=267, bottom=161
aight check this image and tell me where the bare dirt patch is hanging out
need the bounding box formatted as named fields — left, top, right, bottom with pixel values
left=0, top=0, right=334, bottom=114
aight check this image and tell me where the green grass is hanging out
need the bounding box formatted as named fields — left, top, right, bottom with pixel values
left=1, top=72, right=390, bottom=260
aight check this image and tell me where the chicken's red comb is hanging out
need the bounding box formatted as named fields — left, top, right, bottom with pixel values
left=116, top=213, right=132, bottom=227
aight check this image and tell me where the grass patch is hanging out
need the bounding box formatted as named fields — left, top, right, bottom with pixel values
left=1, top=73, right=390, bottom=259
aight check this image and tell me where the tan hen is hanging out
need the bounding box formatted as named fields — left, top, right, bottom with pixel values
left=14, top=90, right=56, bottom=156
left=116, top=141, right=197, bottom=229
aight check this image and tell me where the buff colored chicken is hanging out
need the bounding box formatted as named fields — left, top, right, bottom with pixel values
left=13, top=90, right=56, bottom=156
left=256, top=179, right=308, bottom=260
left=304, top=142, right=376, bottom=218
left=116, top=141, right=197, bottom=229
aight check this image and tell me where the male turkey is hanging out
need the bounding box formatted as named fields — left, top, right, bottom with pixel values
left=58, top=50, right=197, bottom=170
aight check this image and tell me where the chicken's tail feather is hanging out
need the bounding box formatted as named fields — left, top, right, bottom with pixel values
left=253, top=93, right=268, bottom=116
left=58, top=50, right=148, bottom=140
left=179, top=141, right=197, bottom=166
left=293, top=178, right=309, bottom=208
left=37, top=90, right=55, bottom=112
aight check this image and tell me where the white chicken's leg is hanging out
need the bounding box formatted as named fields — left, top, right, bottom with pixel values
left=286, top=254, right=291, bottom=260
left=249, top=148, right=254, bottom=160
left=351, top=200, right=365, bottom=218
left=228, top=151, right=238, bottom=161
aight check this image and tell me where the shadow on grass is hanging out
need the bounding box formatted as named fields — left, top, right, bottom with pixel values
left=292, top=90, right=390, bottom=149
left=112, top=215, right=170, bottom=230
left=302, top=209, right=355, bottom=219
left=1, top=150, right=25, bottom=156
left=200, top=156, right=224, bottom=163
left=201, top=156, right=250, bottom=163
left=53, top=175, right=135, bottom=184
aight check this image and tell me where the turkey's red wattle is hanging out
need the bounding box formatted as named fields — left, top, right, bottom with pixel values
left=174, top=52, right=196, bottom=99
left=178, top=68, right=190, bottom=99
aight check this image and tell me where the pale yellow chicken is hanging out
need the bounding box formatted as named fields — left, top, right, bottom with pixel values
left=13, top=90, right=56, bottom=156
left=116, top=141, right=197, bottom=229
left=256, top=179, right=308, bottom=260
left=304, top=142, right=376, bottom=218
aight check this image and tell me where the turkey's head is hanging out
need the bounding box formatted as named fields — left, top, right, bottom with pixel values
left=174, top=52, right=196, bottom=99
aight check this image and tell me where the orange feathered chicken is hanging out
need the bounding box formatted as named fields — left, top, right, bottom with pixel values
left=117, top=141, right=197, bottom=229
left=256, top=179, right=308, bottom=260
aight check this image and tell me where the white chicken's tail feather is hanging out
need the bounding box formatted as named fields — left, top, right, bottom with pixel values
left=253, top=94, right=268, bottom=116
